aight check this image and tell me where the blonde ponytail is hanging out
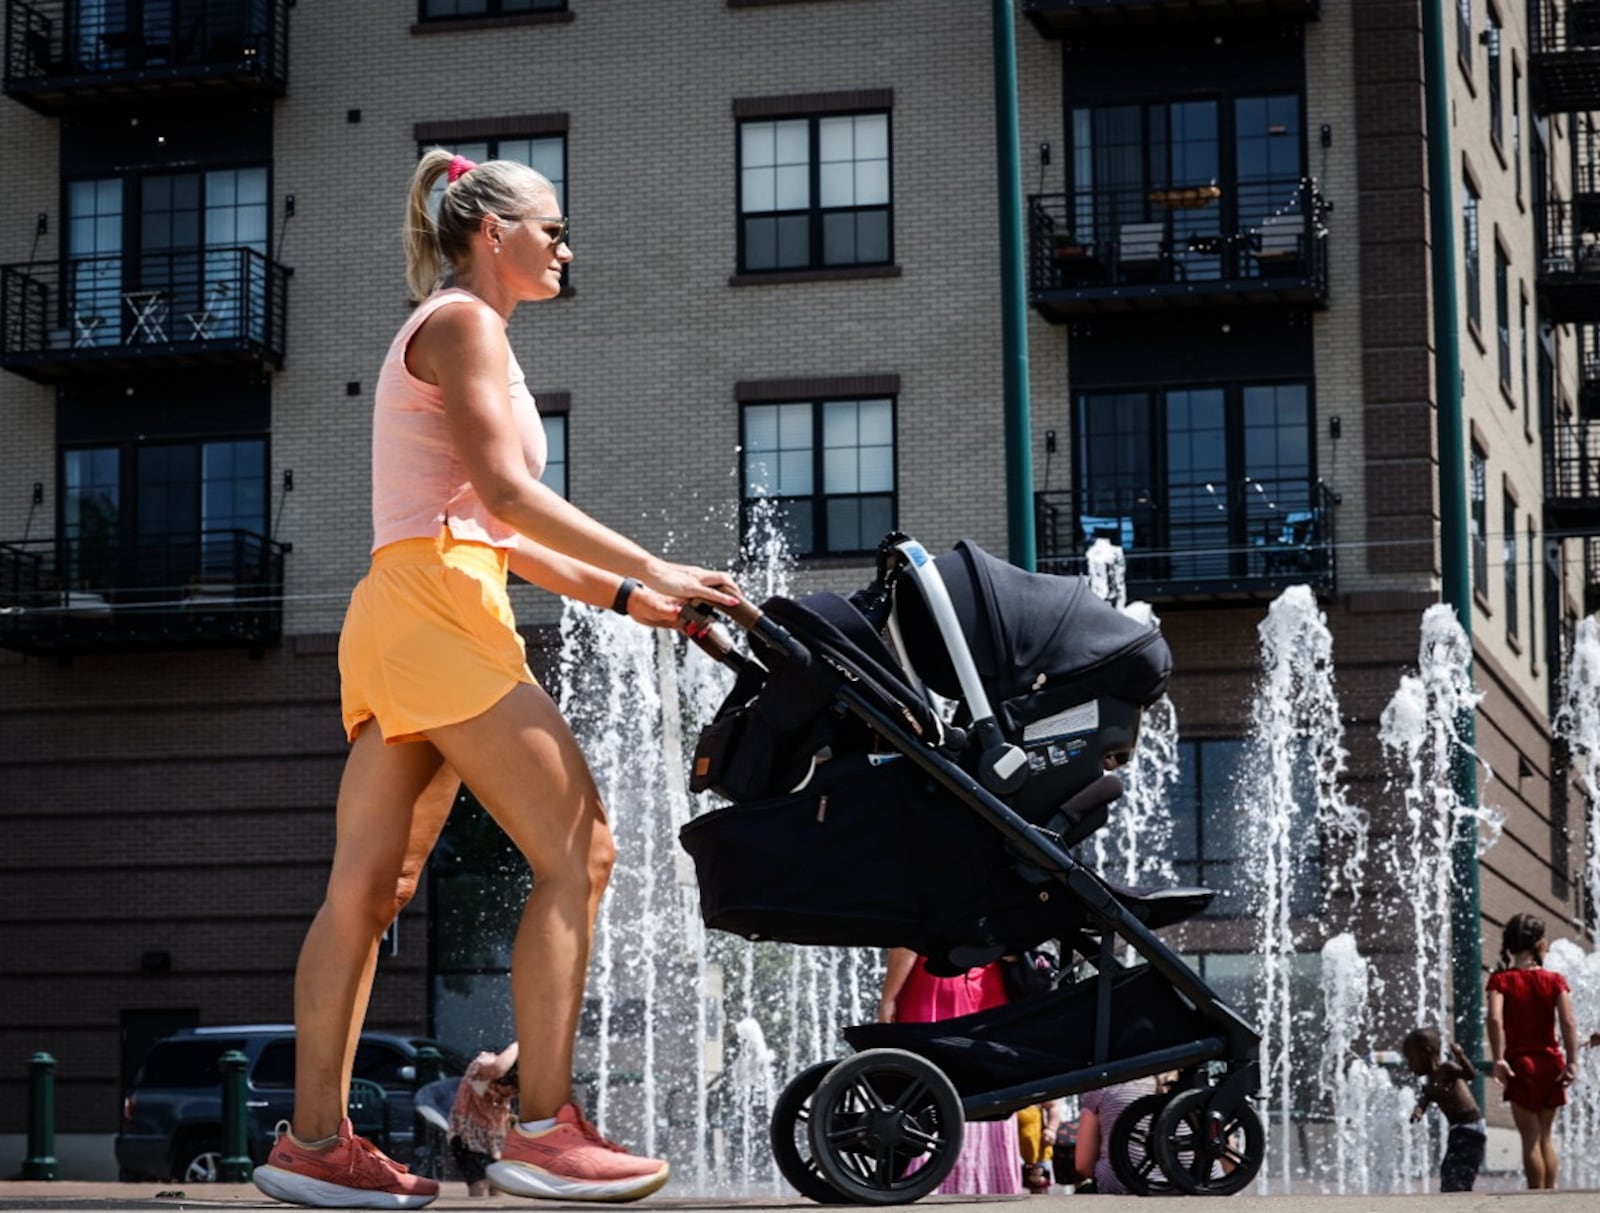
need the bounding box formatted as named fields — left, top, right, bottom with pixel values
left=404, top=148, right=456, bottom=301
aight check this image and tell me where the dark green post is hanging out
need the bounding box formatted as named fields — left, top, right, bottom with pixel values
left=993, top=0, right=1036, bottom=571
left=22, top=1051, right=58, bottom=1180
left=1420, top=0, right=1484, bottom=1099
left=217, top=1050, right=252, bottom=1182
left=414, top=1045, right=444, bottom=1085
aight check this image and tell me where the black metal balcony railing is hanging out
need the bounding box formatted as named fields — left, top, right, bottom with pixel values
left=0, top=245, right=288, bottom=382
left=1034, top=476, right=1336, bottom=598
left=1022, top=0, right=1319, bottom=37
left=1586, top=537, right=1600, bottom=616
left=1529, top=0, right=1600, bottom=113
left=1546, top=418, right=1600, bottom=526
left=1027, top=177, right=1328, bottom=320
left=1536, top=198, right=1600, bottom=324
left=0, top=528, right=288, bottom=656
left=3, top=0, right=288, bottom=112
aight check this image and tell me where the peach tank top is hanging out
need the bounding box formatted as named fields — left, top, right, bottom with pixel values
left=370, top=288, right=546, bottom=552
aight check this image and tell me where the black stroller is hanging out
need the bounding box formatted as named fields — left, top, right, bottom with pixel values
left=677, top=535, right=1264, bottom=1203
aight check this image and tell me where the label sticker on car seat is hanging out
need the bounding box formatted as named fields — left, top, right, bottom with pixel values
left=1022, top=700, right=1099, bottom=743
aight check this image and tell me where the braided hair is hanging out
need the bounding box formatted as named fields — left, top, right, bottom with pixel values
left=1497, top=911, right=1546, bottom=970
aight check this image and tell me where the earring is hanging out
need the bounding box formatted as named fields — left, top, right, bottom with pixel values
left=493, top=245, right=501, bottom=255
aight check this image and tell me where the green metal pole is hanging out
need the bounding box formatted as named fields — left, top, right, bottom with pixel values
left=217, top=1049, right=252, bottom=1182
left=23, top=1051, right=58, bottom=1180
left=993, top=0, right=1036, bottom=571
left=1420, top=0, right=1483, bottom=1095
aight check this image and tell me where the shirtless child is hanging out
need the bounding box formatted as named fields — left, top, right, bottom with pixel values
left=1403, top=1026, right=1486, bottom=1192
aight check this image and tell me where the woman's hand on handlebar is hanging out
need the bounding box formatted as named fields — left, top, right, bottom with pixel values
left=642, top=558, right=742, bottom=608
left=625, top=584, right=696, bottom=630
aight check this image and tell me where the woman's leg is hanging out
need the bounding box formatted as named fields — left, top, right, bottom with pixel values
left=426, top=683, right=615, bottom=1121
left=1536, top=1107, right=1559, bottom=1188
left=1510, top=1103, right=1547, bottom=1188
left=292, top=727, right=457, bottom=1141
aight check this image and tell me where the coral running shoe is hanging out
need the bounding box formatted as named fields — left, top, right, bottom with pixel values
left=252, top=1118, right=439, bottom=1209
left=487, top=1103, right=670, bottom=1202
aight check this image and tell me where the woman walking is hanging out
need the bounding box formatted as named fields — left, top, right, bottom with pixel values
left=252, top=149, right=739, bottom=1209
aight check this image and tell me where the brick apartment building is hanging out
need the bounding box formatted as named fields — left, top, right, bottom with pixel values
left=0, top=0, right=1594, bottom=1181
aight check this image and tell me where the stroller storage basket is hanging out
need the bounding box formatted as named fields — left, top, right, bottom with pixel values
left=679, top=753, right=1065, bottom=957
left=842, top=964, right=1208, bottom=1097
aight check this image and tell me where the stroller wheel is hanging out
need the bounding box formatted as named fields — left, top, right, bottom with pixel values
left=1148, top=1086, right=1265, bottom=1196
left=806, top=1048, right=964, bottom=1205
left=772, top=1061, right=852, bottom=1203
left=1108, top=1091, right=1179, bottom=1196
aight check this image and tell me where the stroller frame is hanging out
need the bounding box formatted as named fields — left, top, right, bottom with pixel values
left=681, top=536, right=1263, bottom=1200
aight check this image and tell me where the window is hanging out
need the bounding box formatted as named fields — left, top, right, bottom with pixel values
left=1463, top=179, right=1480, bottom=333
left=1487, top=8, right=1503, bottom=152
left=1528, top=520, right=1538, bottom=671
left=1504, top=489, right=1519, bottom=643
left=66, top=165, right=270, bottom=346
left=542, top=412, right=567, bottom=498
left=1161, top=739, right=1320, bottom=918
left=420, top=0, right=565, bottom=19
left=62, top=436, right=267, bottom=595
left=1457, top=0, right=1472, bottom=70
left=737, top=112, right=891, bottom=272
left=1470, top=446, right=1488, bottom=600
left=1074, top=381, right=1313, bottom=584
left=741, top=397, right=895, bottom=556
left=1512, top=61, right=1523, bottom=201
left=1521, top=292, right=1531, bottom=432
left=1067, top=93, right=1304, bottom=285
left=1495, top=244, right=1511, bottom=388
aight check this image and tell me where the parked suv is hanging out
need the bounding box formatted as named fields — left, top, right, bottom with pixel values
left=115, top=1024, right=469, bottom=1183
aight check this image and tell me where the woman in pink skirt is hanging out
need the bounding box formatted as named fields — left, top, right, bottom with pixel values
left=878, top=948, right=1024, bottom=1195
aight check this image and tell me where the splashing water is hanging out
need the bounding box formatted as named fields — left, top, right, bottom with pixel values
left=1080, top=542, right=1179, bottom=889
left=1315, top=934, right=1427, bottom=1194
left=1554, top=616, right=1600, bottom=947
left=1377, top=605, right=1503, bottom=1033
left=550, top=503, right=888, bottom=1192
left=1546, top=938, right=1600, bottom=1189
left=1241, top=585, right=1364, bottom=1192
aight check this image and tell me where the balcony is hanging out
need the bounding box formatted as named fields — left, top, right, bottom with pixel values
left=0, top=528, right=288, bottom=657
left=1530, top=0, right=1600, bottom=114
left=1587, top=538, right=1600, bottom=616
left=1546, top=418, right=1600, bottom=533
left=3, top=0, right=288, bottom=115
left=1035, top=477, right=1336, bottom=599
left=1536, top=196, right=1600, bottom=324
left=0, top=246, right=288, bottom=382
left=1027, top=178, right=1328, bottom=321
left=1023, top=0, right=1318, bottom=37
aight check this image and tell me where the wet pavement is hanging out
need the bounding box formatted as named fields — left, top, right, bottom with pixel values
left=0, top=1184, right=1595, bottom=1213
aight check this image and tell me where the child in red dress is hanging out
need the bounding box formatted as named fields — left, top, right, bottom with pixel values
left=1485, top=912, right=1580, bottom=1190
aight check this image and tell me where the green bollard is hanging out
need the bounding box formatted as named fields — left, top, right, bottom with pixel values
left=414, top=1045, right=443, bottom=1085
left=217, top=1050, right=253, bottom=1182
left=23, top=1051, right=59, bottom=1180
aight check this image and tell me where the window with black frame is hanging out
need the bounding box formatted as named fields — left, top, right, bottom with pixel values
left=419, top=0, right=565, bottom=20
left=65, top=165, right=269, bottom=348
left=542, top=412, right=567, bottom=499
left=61, top=435, right=268, bottom=599
left=1504, top=489, right=1519, bottom=643
left=1066, top=91, right=1304, bottom=286
left=740, top=397, right=895, bottom=557
left=1139, top=738, right=1322, bottom=919
left=1463, top=179, right=1481, bottom=333
left=1073, top=381, right=1313, bottom=584
left=737, top=112, right=891, bottom=273
left=1470, top=446, right=1489, bottom=599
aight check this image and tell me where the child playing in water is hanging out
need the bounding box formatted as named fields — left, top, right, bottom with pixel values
left=1401, top=1026, right=1485, bottom=1192
left=1486, top=911, right=1580, bottom=1190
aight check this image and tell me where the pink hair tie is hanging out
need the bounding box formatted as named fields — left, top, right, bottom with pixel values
left=447, top=154, right=478, bottom=184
